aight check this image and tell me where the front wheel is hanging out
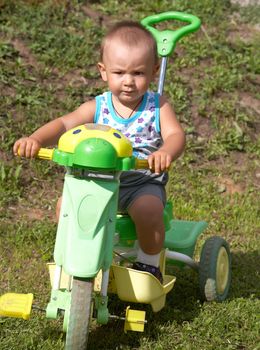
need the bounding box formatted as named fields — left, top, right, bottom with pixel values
left=65, top=277, right=93, bottom=350
left=199, top=236, right=231, bottom=302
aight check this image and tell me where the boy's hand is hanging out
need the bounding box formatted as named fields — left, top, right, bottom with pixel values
left=13, top=137, right=42, bottom=158
left=148, top=150, right=172, bottom=174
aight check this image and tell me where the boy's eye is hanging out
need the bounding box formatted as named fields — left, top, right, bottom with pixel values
left=113, top=71, right=122, bottom=75
left=134, top=71, right=144, bottom=76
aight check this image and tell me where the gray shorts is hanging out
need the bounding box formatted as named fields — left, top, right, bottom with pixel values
left=118, top=182, right=166, bottom=213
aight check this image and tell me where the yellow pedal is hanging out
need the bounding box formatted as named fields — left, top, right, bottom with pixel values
left=0, top=293, right=33, bottom=320
left=124, top=306, right=146, bottom=333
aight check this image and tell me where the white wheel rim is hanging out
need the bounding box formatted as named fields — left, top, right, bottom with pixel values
left=216, top=247, right=229, bottom=294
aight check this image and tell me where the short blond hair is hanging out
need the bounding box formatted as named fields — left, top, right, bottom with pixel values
left=100, top=20, right=158, bottom=65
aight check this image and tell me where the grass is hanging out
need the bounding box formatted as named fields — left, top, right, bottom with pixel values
left=0, top=0, right=260, bottom=349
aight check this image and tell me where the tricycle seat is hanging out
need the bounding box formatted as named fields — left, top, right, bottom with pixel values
left=164, top=219, right=208, bottom=257
left=115, top=201, right=208, bottom=258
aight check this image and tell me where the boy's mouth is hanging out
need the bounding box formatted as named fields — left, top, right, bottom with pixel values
left=122, top=90, right=134, bottom=95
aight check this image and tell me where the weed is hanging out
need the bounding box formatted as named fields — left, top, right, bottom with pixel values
left=0, top=161, right=22, bottom=209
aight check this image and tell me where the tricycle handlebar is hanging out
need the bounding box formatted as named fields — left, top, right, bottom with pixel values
left=141, top=11, right=201, bottom=57
left=17, top=125, right=151, bottom=171
left=35, top=147, right=150, bottom=171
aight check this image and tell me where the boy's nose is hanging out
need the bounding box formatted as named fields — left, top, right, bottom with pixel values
left=123, top=74, right=134, bottom=85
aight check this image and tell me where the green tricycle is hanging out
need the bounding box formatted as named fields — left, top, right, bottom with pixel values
left=0, top=12, right=231, bottom=350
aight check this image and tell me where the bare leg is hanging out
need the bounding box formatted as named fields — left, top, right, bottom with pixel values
left=128, top=195, right=165, bottom=255
left=56, top=196, right=62, bottom=222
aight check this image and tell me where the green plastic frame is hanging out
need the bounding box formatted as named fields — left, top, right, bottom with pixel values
left=141, top=11, right=201, bottom=57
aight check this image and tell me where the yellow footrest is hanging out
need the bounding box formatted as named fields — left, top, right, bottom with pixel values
left=0, top=293, right=33, bottom=320
left=124, top=306, right=146, bottom=333
left=112, top=265, right=176, bottom=312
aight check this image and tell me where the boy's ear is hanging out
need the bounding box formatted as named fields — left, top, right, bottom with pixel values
left=97, top=62, right=107, bottom=81
left=152, top=63, right=160, bottom=78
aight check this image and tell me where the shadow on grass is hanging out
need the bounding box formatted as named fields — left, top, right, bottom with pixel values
left=230, top=250, right=260, bottom=299
left=86, top=268, right=201, bottom=349
left=84, top=251, right=260, bottom=349
left=35, top=251, right=260, bottom=349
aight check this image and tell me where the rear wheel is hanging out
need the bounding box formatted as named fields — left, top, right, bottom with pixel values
left=65, top=277, right=93, bottom=350
left=199, top=236, right=231, bottom=302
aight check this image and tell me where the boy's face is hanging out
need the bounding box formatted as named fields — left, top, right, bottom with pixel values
left=98, top=38, right=158, bottom=107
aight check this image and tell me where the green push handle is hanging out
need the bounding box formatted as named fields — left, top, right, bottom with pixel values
left=141, top=11, right=201, bottom=57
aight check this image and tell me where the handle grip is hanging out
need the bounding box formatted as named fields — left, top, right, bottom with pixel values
left=135, top=158, right=171, bottom=172
left=37, top=148, right=54, bottom=160
left=141, top=11, right=201, bottom=57
left=135, top=158, right=149, bottom=169
left=17, top=147, right=54, bottom=160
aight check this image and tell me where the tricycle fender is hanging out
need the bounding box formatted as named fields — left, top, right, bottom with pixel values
left=54, top=174, right=119, bottom=278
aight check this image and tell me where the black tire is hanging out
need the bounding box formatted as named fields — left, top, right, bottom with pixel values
left=199, top=236, right=231, bottom=302
left=65, top=277, right=93, bottom=350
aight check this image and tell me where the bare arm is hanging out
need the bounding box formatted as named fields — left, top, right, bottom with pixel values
left=148, top=96, right=185, bottom=174
left=13, top=99, right=96, bottom=157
